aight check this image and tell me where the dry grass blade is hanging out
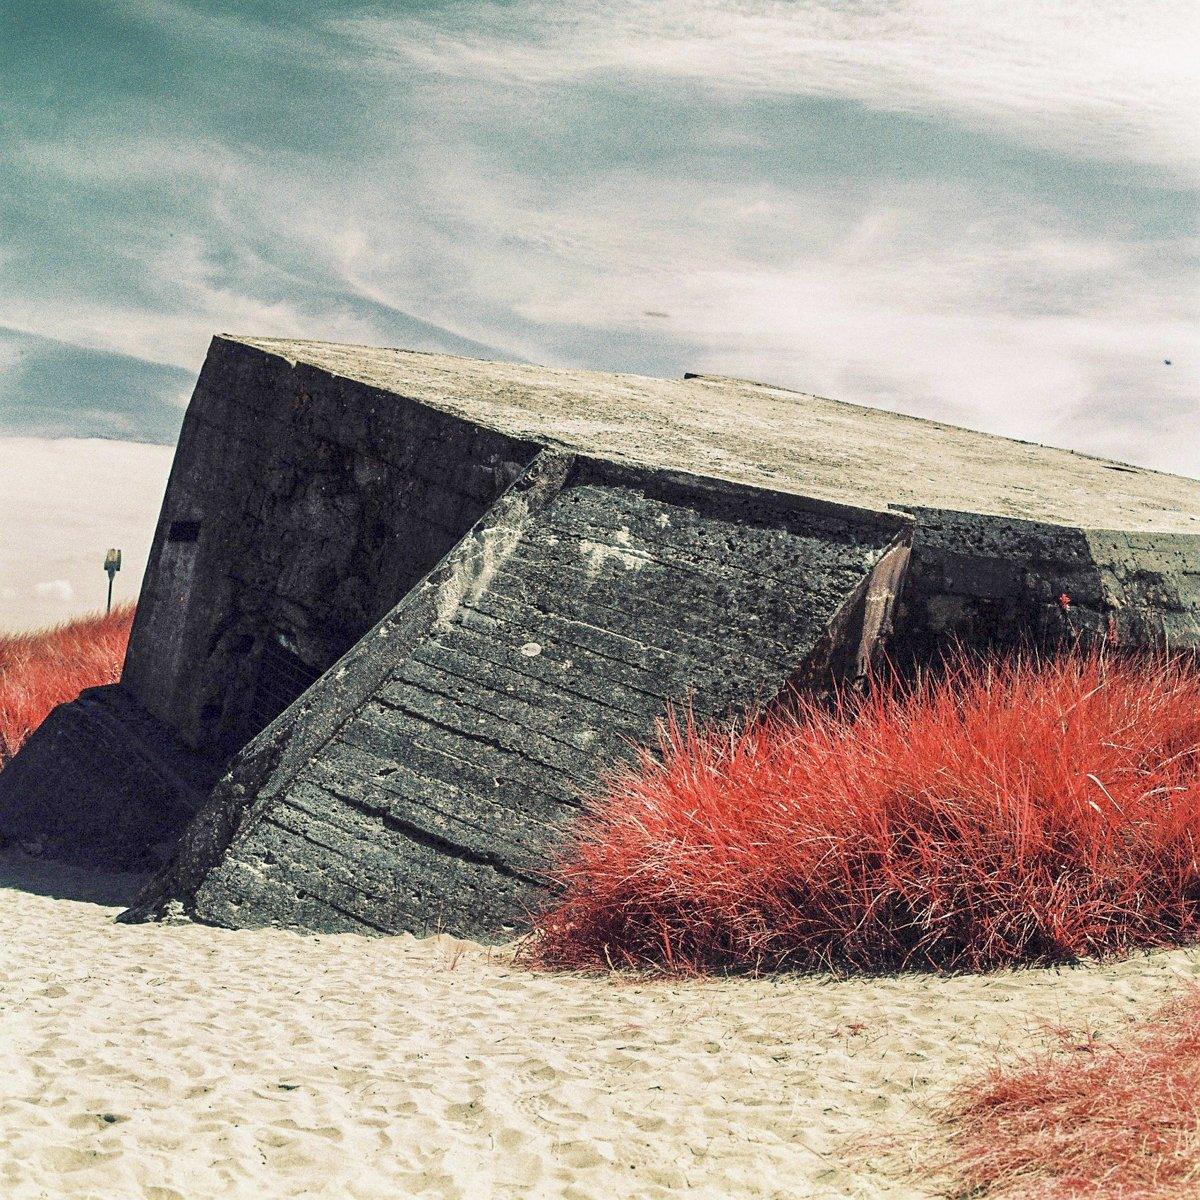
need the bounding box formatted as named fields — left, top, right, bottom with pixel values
left=944, top=989, right=1200, bottom=1198
left=526, top=649, right=1200, bottom=975
left=0, top=605, right=135, bottom=766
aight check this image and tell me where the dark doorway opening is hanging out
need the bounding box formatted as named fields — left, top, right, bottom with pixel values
left=249, top=639, right=322, bottom=732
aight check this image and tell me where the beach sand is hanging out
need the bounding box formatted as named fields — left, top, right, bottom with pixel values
left=2, top=851, right=1197, bottom=1200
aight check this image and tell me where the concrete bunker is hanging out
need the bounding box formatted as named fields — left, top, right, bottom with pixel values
left=2, top=335, right=1198, bottom=939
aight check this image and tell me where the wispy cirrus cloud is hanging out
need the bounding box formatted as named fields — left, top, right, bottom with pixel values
left=373, top=154, right=1196, bottom=467
left=343, top=0, right=1200, bottom=173
left=0, top=0, right=1195, bottom=475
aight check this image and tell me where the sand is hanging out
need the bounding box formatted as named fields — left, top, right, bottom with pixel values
left=2, top=852, right=1197, bottom=1200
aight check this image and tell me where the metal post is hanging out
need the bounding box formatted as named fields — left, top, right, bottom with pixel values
left=104, top=548, right=122, bottom=614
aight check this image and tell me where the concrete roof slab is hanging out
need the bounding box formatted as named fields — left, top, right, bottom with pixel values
left=227, top=336, right=1200, bottom=534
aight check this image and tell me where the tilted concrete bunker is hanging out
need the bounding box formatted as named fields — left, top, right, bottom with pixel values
left=2, top=335, right=1199, bottom=938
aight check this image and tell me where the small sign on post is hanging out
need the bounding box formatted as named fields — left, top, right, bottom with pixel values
left=104, top=548, right=122, bottom=614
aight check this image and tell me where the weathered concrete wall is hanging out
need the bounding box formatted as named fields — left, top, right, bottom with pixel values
left=893, top=508, right=1200, bottom=660
left=124, top=339, right=538, bottom=755
left=125, top=455, right=911, bottom=937
left=1085, top=530, right=1200, bottom=646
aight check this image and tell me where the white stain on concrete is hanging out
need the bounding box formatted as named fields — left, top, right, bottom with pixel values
left=578, top=527, right=651, bottom=575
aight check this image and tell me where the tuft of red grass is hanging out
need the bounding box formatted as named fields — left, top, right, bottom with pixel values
left=0, top=605, right=134, bottom=766
left=945, top=989, right=1200, bottom=1198
left=527, top=650, right=1200, bottom=974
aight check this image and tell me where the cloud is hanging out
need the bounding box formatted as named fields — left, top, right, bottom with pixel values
left=0, top=0, right=1195, bottom=479
left=0, top=326, right=195, bottom=443
left=343, top=0, right=1200, bottom=176
left=33, top=580, right=74, bottom=602
left=394, top=159, right=1197, bottom=471
left=0, top=332, right=24, bottom=375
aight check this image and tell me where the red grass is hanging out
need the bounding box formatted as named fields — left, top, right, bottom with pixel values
left=527, top=650, right=1200, bottom=974
left=945, top=989, right=1200, bottom=1198
left=0, top=605, right=134, bottom=766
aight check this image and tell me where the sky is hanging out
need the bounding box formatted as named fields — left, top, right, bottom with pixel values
left=0, top=438, right=172, bottom=629
left=1, top=1, right=1197, bottom=473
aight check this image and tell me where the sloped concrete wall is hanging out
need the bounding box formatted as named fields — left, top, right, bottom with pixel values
left=126, top=455, right=912, bottom=937
left=0, top=685, right=225, bottom=867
